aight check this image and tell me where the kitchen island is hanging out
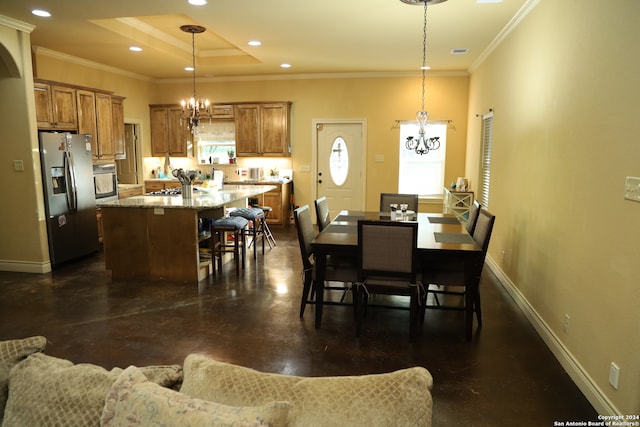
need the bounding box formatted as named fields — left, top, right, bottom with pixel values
left=97, top=185, right=275, bottom=282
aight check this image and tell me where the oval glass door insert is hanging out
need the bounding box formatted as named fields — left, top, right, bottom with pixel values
left=329, top=137, right=349, bottom=186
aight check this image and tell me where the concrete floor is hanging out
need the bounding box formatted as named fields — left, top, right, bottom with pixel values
left=0, top=225, right=597, bottom=426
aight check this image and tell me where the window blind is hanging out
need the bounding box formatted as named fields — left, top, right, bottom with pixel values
left=479, top=112, right=493, bottom=208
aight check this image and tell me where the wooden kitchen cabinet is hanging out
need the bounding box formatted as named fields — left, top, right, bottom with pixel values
left=111, top=96, right=126, bottom=160
left=149, top=105, right=192, bottom=157
left=234, top=102, right=291, bottom=157
left=95, top=93, right=114, bottom=161
left=77, top=89, right=97, bottom=141
left=34, top=82, right=77, bottom=130
left=35, top=80, right=125, bottom=162
left=209, top=104, right=234, bottom=119
left=250, top=182, right=291, bottom=225
left=144, top=180, right=181, bottom=193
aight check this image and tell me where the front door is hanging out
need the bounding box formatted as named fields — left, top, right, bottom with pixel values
left=315, top=121, right=365, bottom=220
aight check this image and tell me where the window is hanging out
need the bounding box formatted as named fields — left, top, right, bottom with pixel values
left=478, top=112, right=493, bottom=208
left=329, top=137, right=349, bottom=186
left=398, top=122, right=447, bottom=196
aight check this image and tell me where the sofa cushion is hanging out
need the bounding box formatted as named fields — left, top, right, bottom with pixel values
left=0, top=336, right=47, bottom=423
left=180, top=354, right=300, bottom=406
left=180, top=353, right=434, bottom=427
left=101, top=366, right=290, bottom=427
left=2, top=353, right=182, bottom=427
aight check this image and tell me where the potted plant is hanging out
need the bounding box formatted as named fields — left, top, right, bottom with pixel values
left=227, top=149, right=235, bottom=164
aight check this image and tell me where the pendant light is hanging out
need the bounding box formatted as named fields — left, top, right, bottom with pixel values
left=402, top=0, right=447, bottom=155
left=180, top=24, right=211, bottom=135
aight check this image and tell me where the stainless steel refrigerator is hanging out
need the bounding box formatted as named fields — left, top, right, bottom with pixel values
left=39, top=132, right=99, bottom=266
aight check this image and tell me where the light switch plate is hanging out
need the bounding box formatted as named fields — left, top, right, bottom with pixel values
left=624, top=176, right=640, bottom=202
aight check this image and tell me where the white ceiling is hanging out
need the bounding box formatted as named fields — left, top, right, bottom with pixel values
left=0, top=0, right=529, bottom=81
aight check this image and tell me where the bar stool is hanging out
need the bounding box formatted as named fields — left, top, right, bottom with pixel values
left=230, top=207, right=265, bottom=259
left=249, top=203, right=276, bottom=248
left=210, top=216, right=248, bottom=275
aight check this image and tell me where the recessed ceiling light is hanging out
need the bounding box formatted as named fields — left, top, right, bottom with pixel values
left=451, top=48, right=468, bottom=54
left=280, top=63, right=291, bottom=69
left=129, top=46, right=143, bottom=52
left=421, top=65, right=431, bottom=70
left=188, top=0, right=207, bottom=5
left=32, top=9, right=51, bottom=17
left=185, top=66, right=194, bottom=72
left=248, top=40, right=262, bottom=47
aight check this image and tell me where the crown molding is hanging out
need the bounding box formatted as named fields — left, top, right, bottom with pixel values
left=155, top=69, right=469, bottom=85
left=31, top=46, right=468, bottom=84
left=469, top=0, right=540, bottom=73
left=0, top=14, right=35, bottom=33
left=32, top=46, right=154, bottom=82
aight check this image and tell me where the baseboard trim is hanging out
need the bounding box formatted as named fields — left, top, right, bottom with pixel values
left=486, top=256, right=619, bottom=416
left=0, top=260, right=51, bottom=274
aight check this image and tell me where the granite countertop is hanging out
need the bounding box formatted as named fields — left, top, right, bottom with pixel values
left=144, top=178, right=291, bottom=185
left=97, top=185, right=276, bottom=210
left=224, top=178, right=292, bottom=185
left=118, top=183, right=144, bottom=188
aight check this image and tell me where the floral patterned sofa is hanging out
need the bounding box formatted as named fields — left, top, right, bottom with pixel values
left=0, top=336, right=433, bottom=426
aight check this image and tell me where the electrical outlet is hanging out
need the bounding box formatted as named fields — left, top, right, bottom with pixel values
left=13, top=160, right=24, bottom=171
left=563, top=314, right=570, bottom=334
left=624, top=176, right=640, bottom=202
left=609, top=362, right=620, bottom=389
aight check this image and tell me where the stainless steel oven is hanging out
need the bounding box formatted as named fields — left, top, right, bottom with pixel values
left=93, top=162, right=118, bottom=202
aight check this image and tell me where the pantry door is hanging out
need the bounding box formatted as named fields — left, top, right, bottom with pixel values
left=314, top=120, right=366, bottom=220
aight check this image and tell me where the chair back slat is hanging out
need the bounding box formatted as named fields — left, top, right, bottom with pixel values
left=293, top=205, right=315, bottom=270
left=472, top=208, right=495, bottom=253
left=358, top=220, right=418, bottom=280
left=465, top=200, right=482, bottom=235
left=379, top=193, right=419, bottom=213
left=314, top=196, right=331, bottom=232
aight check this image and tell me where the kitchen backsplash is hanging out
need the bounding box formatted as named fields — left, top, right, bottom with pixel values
left=143, top=157, right=293, bottom=180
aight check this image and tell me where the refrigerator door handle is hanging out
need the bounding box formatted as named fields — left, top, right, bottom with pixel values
left=64, top=151, right=78, bottom=212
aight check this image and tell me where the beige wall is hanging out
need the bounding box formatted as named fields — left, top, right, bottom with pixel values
left=466, top=1, right=640, bottom=414
left=0, top=21, right=50, bottom=271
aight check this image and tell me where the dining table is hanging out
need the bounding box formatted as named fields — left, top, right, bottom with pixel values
left=310, top=210, right=483, bottom=341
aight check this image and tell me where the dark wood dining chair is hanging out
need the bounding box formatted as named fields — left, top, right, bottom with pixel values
left=423, top=208, right=496, bottom=328
left=354, top=220, right=422, bottom=340
left=314, top=196, right=331, bottom=232
left=465, top=200, right=482, bottom=236
left=293, top=205, right=357, bottom=318
left=379, top=193, right=419, bottom=213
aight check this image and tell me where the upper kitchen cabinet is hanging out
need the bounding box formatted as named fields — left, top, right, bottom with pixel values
left=150, top=105, right=192, bottom=157
left=78, top=91, right=123, bottom=162
left=77, top=89, right=97, bottom=140
left=210, top=104, right=234, bottom=120
left=235, top=102, right=291, bottom=157
left=95, top=93, right=115, bottom=161
left=35, top=79, right=125, bottom=162
left=111, top=96, right=126, bottom=160
left=34, top=82, right=77, bottom=130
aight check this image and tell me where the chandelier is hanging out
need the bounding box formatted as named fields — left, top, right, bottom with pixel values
left=180, top=24, right=211, bottom=135
left=401, top=0, right=447, bottom=155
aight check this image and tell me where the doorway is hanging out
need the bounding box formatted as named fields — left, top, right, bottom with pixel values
left=116, top=123, right=140, bottom=184
left=313, top=120, right=366, bottom=219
